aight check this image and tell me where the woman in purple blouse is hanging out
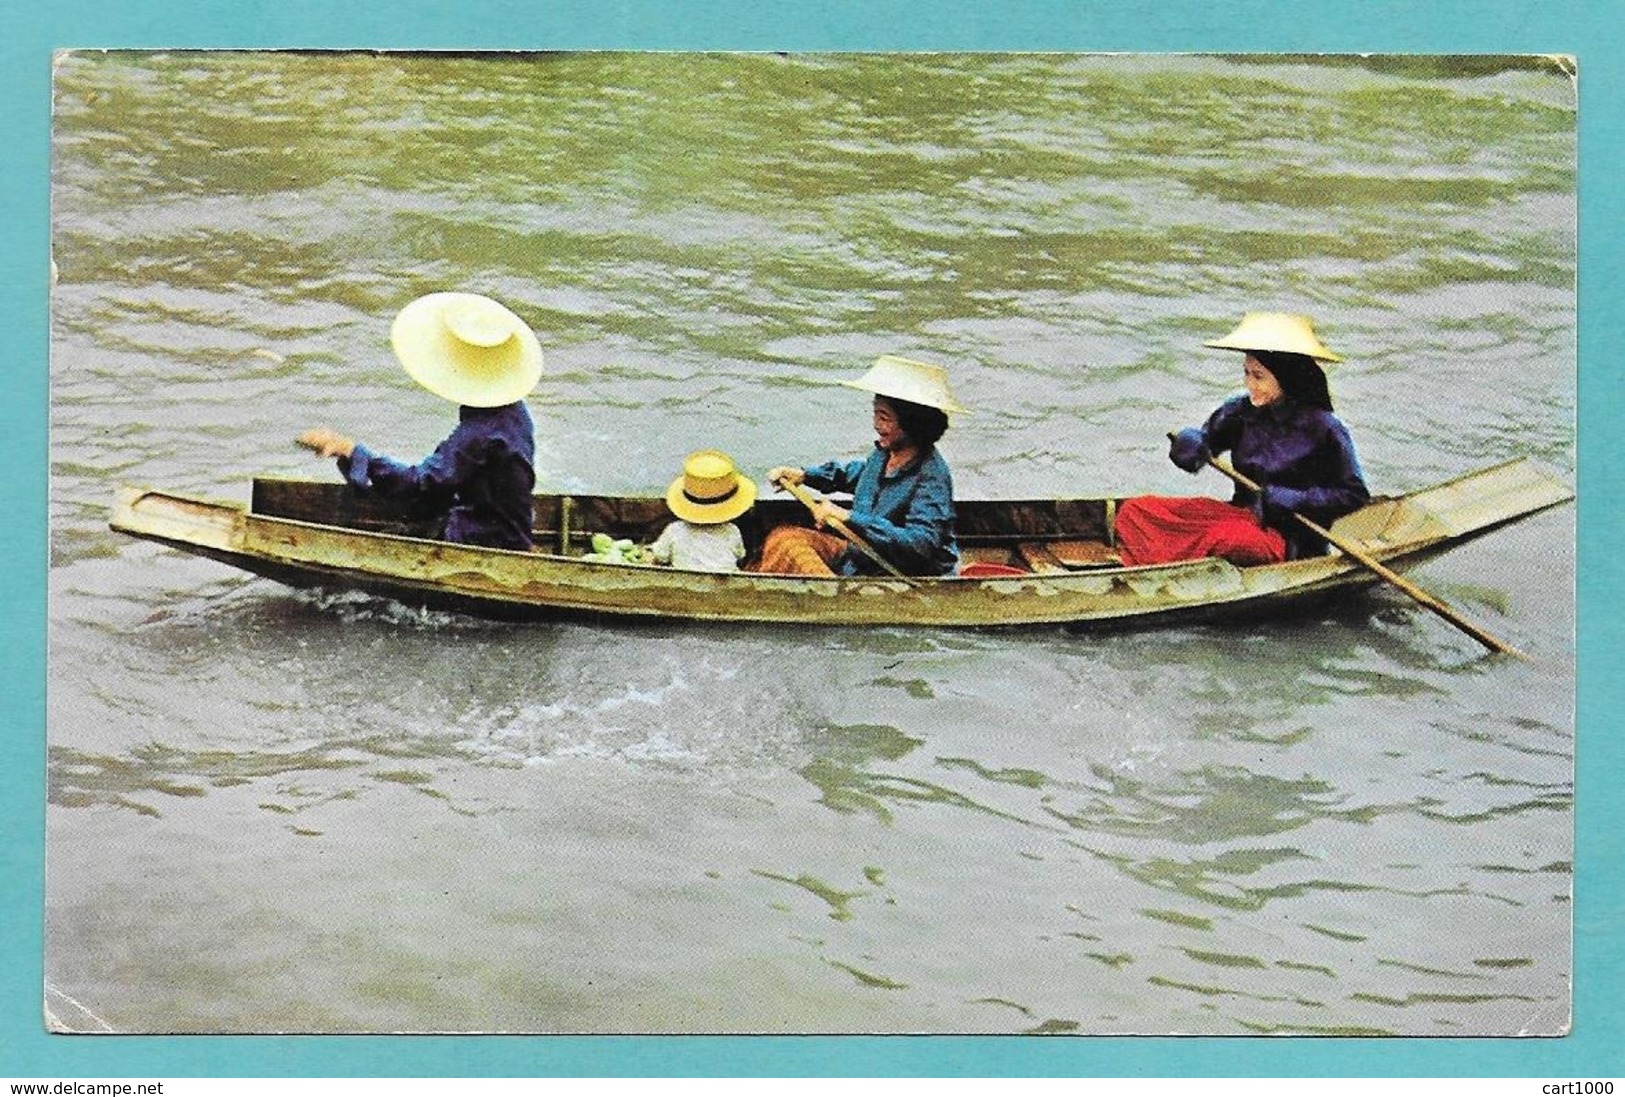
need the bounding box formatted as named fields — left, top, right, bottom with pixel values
left=298, top=292, right=543, bottom=551
left=1116, top=313, right=1369, bottom=566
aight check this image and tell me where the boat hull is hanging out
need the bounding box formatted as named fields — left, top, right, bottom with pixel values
left=109, top=459, right=1573, bottom=629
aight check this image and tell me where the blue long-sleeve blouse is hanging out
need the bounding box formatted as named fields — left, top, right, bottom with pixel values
left=802, top=445, right=959, bottom=577
left=337, top=401, right=536, bottom=551
left=1191, top=394, right=1370, bottom=556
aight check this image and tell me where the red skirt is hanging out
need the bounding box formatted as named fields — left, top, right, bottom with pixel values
left=1115, top=496, right=1287, bottom=567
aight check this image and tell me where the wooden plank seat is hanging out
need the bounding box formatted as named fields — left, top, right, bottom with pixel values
left=1049, top=539, right=1122, bottom=569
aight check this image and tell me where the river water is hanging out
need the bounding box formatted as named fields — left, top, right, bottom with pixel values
left=46, top=51, right=1575, bottom=1035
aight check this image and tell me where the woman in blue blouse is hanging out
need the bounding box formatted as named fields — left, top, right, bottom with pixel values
left=297, top=292, right=543, bottom=551
left=758, top=356, right=965, bottom=577
left=1116, top=313, right=1369, bottom=566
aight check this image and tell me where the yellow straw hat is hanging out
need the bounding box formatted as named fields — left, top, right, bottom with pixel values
left=389, top=292, right=544, bottom=407
left=839, top=354, right=968, bottom=414
left=1203, top=312, right=1344, bottom=363
left=666, top=450, right=758, bottom=525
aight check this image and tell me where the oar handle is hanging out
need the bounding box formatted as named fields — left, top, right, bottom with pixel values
left=1166, top=433, right=1526, bottom=659
left=773, top=475, right=921, bottom=587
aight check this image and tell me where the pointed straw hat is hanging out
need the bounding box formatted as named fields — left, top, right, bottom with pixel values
left=839, top=355, right=968, bottom=414
left=666, top=450, right=758, bottom=525
left=390, top=292, right=544, bottom=407
left=1203, top=312, right=1344, bottom=363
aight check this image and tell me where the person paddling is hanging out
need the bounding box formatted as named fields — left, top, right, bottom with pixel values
left=298, top=292, right=542, bottom=551
left=756, top=355, right=964, bottom=578
left=1115, top=312, right=1369, bottom=567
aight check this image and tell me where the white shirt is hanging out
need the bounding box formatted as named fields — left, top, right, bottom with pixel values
left=651, top=520, right=746, bottom=572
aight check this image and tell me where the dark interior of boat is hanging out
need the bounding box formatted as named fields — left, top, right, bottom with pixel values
left=251, top=478, right=1125, bottom=575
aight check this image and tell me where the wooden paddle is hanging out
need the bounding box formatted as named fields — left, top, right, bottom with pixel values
left=1168, top=433, right=1526, bottom=659
left=772, top=475, right=922, bottom=588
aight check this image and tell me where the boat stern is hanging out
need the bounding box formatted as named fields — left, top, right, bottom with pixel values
left=110, top=487, right=247, bottom=554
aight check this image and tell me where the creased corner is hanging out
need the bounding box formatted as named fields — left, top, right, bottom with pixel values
left=44, top=982, right=118, bottom=1034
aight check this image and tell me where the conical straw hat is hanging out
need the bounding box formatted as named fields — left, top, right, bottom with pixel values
left=390, top=292, right=544, bottom=407
left=839, top=355, right=968, bottom=414
left=665, top=449, right=758, bottom=524
left=1203, top=312, right=1343, bottom=363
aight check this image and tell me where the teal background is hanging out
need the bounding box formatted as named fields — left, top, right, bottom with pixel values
left=4, top=0, right=1616, bottom=1079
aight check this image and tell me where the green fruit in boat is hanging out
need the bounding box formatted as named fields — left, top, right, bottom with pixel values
left=613, top=539, right=635, bottom=553
left=591, top=532, right=614, bottom=553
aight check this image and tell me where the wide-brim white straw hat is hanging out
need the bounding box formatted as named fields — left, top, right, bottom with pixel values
left=390, top=292, right=544, bottom=407
left=666, top=449, right=758, bottom=525
left=839, top=354, right=968, bottom=414
left=1203, top=312, right=1344, bottom=363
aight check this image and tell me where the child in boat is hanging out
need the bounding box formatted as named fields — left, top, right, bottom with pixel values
left=1115, top=312, right=1369, bottom=566
left=650, top=450, right=756, bottom=572
left=297, top=292, right=542, bottom=551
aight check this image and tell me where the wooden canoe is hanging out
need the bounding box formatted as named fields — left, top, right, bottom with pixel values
left=108, top=459, right=1572, bottom=629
